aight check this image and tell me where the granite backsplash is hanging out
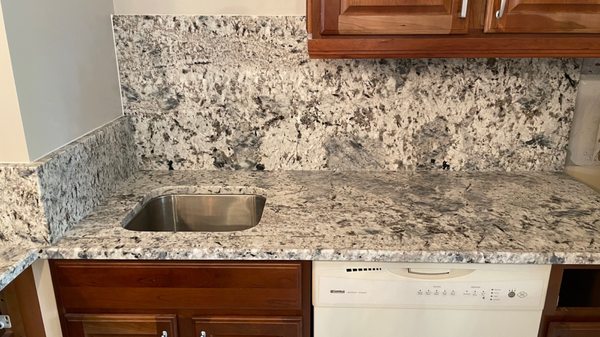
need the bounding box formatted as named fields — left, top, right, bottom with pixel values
left=114, top=16, right=581, bottom=172
left=0, top=117, right=137, bottom=244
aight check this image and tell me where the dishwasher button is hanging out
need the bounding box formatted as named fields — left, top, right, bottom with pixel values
left=518, top=291, right=528, bottom=298
left=508, top=291, right=516, bottom=298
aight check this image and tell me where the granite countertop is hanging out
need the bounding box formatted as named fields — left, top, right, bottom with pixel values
left=45, top=170, right=600, bottom=264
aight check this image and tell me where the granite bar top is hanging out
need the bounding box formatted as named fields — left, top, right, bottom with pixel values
left=44, top=170, right=600, bottom=264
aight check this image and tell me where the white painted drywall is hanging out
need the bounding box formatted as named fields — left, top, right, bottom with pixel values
left=0, top=4, right=29, bottom=163
left=113, top=0, right=305, bottom=15
left=31, top=260, right=63, bottom=337
left=1, top=0, right=123, bottom=161
left=569, top=59, right=600, bottom=166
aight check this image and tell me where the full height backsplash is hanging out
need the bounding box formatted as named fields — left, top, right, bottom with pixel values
left=114, top=16, right=581, bottom=171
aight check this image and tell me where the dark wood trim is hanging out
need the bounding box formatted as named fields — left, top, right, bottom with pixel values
left=301, top=261, right=312, bottom=337
left=308, top=35, right=600, bottom=58
left=539, top=265, right=600, bottom=337
left=320, top=0, right=341, bottom=35
left=0, top=267, right=46, bottom=337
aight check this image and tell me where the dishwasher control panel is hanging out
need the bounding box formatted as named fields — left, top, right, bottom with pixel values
left=318, top=277, right=545, bottom=309
left=313, top=262, right=551, bottom=311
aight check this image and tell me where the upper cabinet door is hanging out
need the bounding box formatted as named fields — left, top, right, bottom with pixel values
left=321, top=0, right=470, bottom=35
left=485, top=0, right=600, bottom=33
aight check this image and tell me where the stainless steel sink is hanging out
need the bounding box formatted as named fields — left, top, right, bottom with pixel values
left=123, top=194, right=266, bottom=232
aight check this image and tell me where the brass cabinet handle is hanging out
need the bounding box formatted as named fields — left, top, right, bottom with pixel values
left=496, top=0, right=508, bottom=18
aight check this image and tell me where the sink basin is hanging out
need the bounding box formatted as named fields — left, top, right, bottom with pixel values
left=123, top=194, right=266, bottom=232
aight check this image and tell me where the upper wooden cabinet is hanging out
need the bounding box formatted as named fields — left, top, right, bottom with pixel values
left=308, top=0, right=600, bottom=57
left=321, top=0, right=470, bottom=35
left=485, top=0, right=600, bottom=33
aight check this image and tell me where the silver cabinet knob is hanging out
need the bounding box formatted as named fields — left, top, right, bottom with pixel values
left=161, top=331, right=168, bottom=337
left=200, top=331, right=207, bottom=337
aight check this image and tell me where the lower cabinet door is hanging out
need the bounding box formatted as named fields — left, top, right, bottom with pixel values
left=194, top=317, right=302, bottom=337
left=547, top=322, right=600, bottom=337
left=65, top=314, right=177, bottom=337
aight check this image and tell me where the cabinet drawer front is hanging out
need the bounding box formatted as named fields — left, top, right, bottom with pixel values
left=547, top=322, right=600, bottom=337
left=52, top=261, right=304, bottom=313
left=65, top=314, right=176, bottom=337
left=194, top=316, right=302, bottom=337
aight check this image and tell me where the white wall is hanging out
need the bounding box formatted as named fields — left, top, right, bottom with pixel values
left=0, top=4, right=29, bottom=162
left=1, top=0, right=122, bottom=160
left=113, top=0, right=305, bottom=15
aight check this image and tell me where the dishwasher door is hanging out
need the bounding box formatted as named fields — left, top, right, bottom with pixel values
left=313, top=261, right=551, bottom=337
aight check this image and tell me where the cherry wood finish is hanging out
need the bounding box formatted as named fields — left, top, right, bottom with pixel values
left=65, top=314, right=177, bottom=337
left=50, top=261, right=311, bottom=337
left=321, top=0, right=469, bottom=35
left=193, top=317, right=302, bottom=337
left=547, top=322, right=600, bottom=337
left=0, top=267, right=46, bottom=337
left=485, top=0, right=600, bottom=33
left=308, top=0, right=600, bottom=58
left=538, top=265, right=600, bottom=337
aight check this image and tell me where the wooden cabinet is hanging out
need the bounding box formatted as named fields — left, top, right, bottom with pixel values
left=50, top=261, right=310, bottom=337
left=308, top=0, right=600, bottom=57
left=321, top=0, right=469, bottom=35
left=547, top=322, right=600, bottom=337
left=65, top=314, right=177, bottom=337
left=0, top=267, right=46, bottom=337
left=194, top=317, right=302, bottom=337
left=538, top=265, right=600, bottom=337
left=485, top=0, right=600, bottom=33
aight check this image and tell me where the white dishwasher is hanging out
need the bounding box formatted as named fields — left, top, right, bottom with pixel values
left=313, top=261, right=551, bottom=337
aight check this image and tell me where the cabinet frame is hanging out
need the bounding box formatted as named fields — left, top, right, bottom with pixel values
left=308, top=0, right=600, bottom=58
left=538, top=265, right=600, bottom=337
left=50, top=260, right=312, bottom=337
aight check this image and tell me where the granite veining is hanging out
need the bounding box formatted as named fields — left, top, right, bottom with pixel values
left=36, top=117, right=138, bottom=242
left=47, top=170, right=600, bottom=264
left=0, top=165, right=48, bottom=244
left=114, top=16, right=580, bottom=171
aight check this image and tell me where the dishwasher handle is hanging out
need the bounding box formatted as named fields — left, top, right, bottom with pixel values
left=407, top=268, right=451, bottom=276
left=390, top=267, right=475, bottom=280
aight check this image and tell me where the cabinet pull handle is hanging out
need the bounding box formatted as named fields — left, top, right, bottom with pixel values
left=161, top=331, right=168, bottom=337
left=495, top=0, right=507, bottom=18
left=200, top=331, right=207, bottom=337
left=459, top=0, right=469, bottom=18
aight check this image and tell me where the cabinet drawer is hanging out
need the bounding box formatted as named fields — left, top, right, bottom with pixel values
left=194, top=316, right=302, bottom=337
left=51, top=261, right=305, bottom=314
left=65, top=314, right=177, bottom=337
left=547, top=322, right=600, bottom=337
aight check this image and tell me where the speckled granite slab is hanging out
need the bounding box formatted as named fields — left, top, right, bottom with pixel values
left=36, top=117, right=138, bottom=242
left=114, top=16, right=580, bottom=171
left=47, top=170, right=600, bottom=264
left=0, top=244, right=41, bottom=290
left=0, top=165, right=48, bottom=244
